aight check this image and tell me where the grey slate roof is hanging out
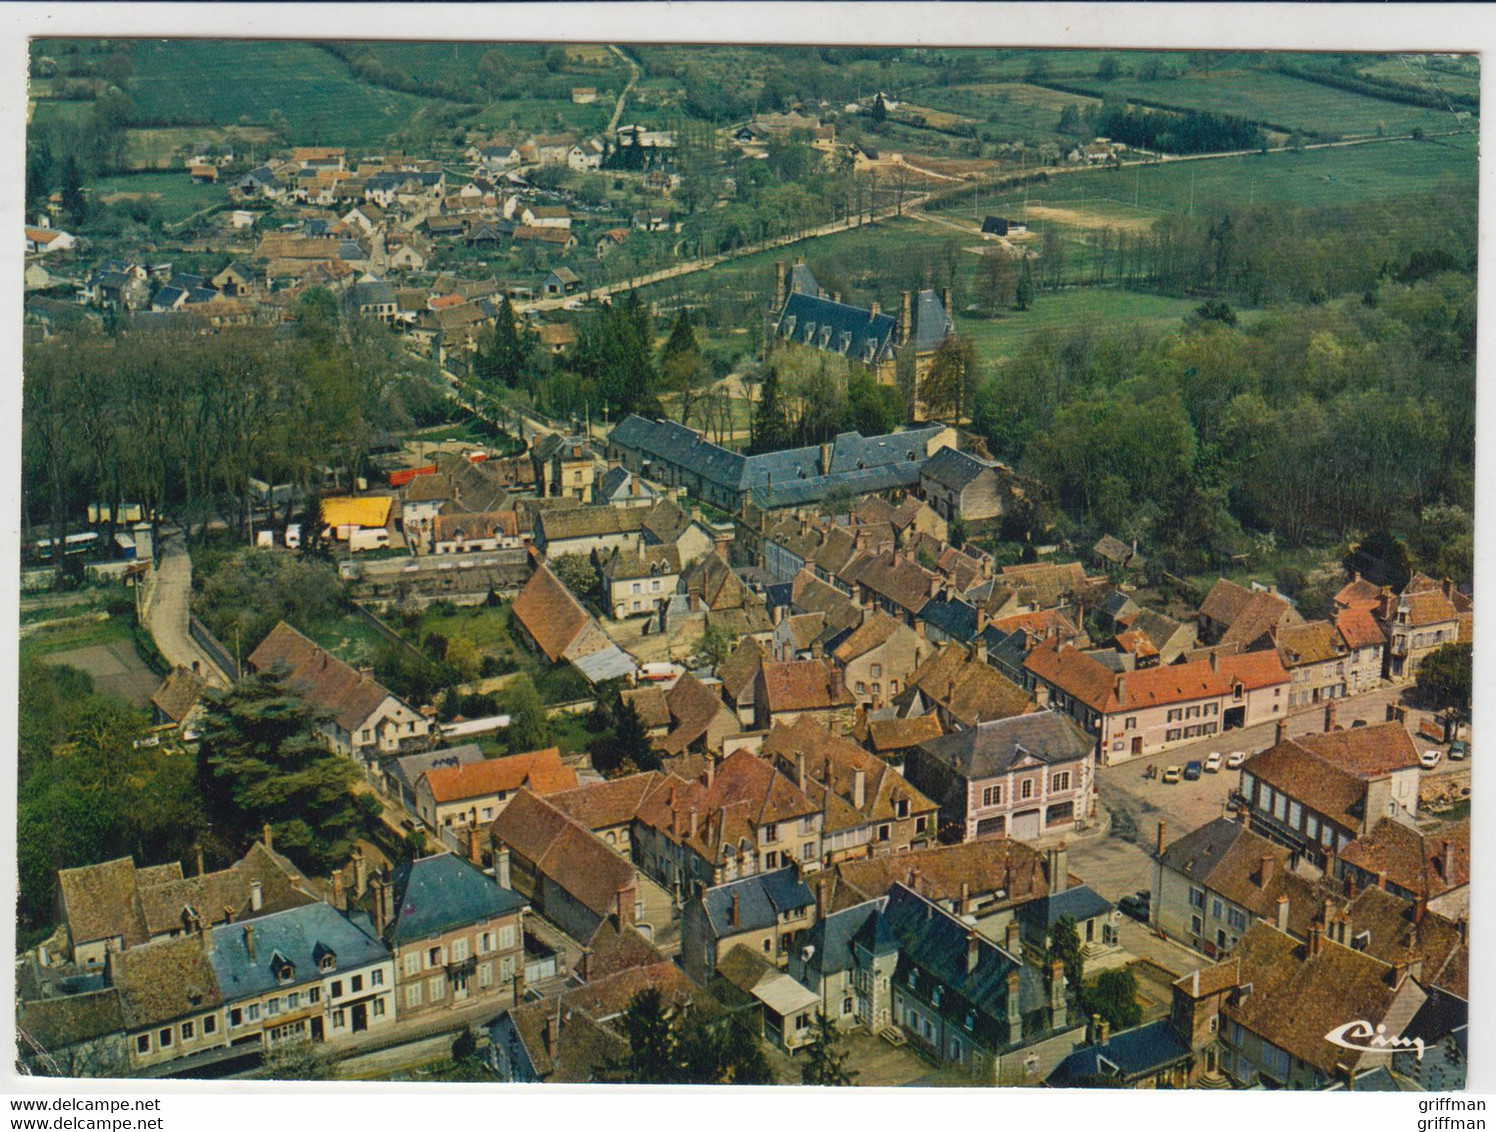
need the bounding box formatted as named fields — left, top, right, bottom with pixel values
left=385, top=853, right=526, bottom=946
left=701, top=868, right=814, bottom=936
left=883, top=884, right=1045, bottom=1050
left=773, top=291, right=898, bottom=365
left=353, top=281, right=396, bottom=307
left=388, top=744, right=485, bottom=800
left=1157, top=817, right=1246, bottom=881
left=1047, top=1018, right=1192, bottom=1085
left=916, top=710, right=1094, bottom=779
left=920, top=446, right=991, bottom=492
left=1018, top=884, right=1113, bottom=931
left=799, top=897, right=889, bottom=979
left=789, top=262, right=819, bottom=295
left=911, top=288, right=954, bottom=351
left=918, top=595, right=980, bottom=643
left=610, top=415, right=946, bottom=507
left=208, top=902, right=389, bottom=1003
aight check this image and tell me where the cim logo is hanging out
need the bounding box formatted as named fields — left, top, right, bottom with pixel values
left=1324, top=1020, right=1426, bottom=1061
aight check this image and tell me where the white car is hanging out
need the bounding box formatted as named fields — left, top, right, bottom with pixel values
left=1421, top=749, right=1442, bottom=769
left=1225, top=751, right=1246, bottom=769
left=1204, top=752, right=1223, bottom=773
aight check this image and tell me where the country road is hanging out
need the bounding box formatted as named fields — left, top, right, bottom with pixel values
left=144, top=532, right=231, bottom=688
left=606, top=45, right=639, bottom=135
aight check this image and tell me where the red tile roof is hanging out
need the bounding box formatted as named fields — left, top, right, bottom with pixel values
left=509, top=562, right=588, bottom=662
left=1335, top=607, right=1386, bottom=651
left=422, top=748, right=576, bottom=803
left=247, top=621, right=410, bottom=732
left=1024, top=640, right=1230, bottom=713
left=759, top=659, right=855, bottom=714
left=1215, top=649, right=1290, bottom=691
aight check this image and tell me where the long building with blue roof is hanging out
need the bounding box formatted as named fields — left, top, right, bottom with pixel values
left=607, top=413, right=956, bottom=513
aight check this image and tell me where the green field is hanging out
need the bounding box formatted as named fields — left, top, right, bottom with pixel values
left=1068, top=67, right=1463, bottom=138
left=93, top=170, right=225, bottom=221
left=956, top=289, right=1205, bottom=363
left=965, top=136, right=1477, bottom=222
left=467, top=97, right=610, bottom=135
left=126, top=40, right=448, bottom=147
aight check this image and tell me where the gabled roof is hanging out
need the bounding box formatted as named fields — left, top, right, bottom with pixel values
left=760, top=715, right=937, bottom=830
left=541, top=506, right=644, bottom=543
left=1336, top=607, right=1387, bottom=650
left=1335, top=574, right=1384, bottom=611
left=1213, top=921, right=1423, bottom=1076
left=112, top=934, right=223, bottom=1030
left=915, top=710, right=1093, bottom=780
left=905, top=643, right=1033, bottom=726
left=547, top=772, right=670, bottom=831
left=59, top=857, right=150, bottom=949
left=1199, top=578, right=1254, bottom=626
left=920, top=445, right=992, bottom=492
left=1024, top=640, right=1230, bottom=714
left=1339, top=817, right=1469, bottom=901
left=209, top=902, right=389, bottom=1003
left=717, top=638, right=766, bottom=702
left=832, top=839, right=1050, bottom=912
left=151, top=665, right=208, bottom=723
left=759, top=658, right=856, bottom=714
left=831, top=609, right=908, bottom=662
left=658, top=673, right=735, bottom=755
left=1218, top=589, right=1303, bottom=650
left=509, top=563, right=590, bottom=662
left=864, top=713, right=944, bottom=753
left=388, top=744, right=486, bottom=800
left=385, top=853, right=525, bottom=945
left=1215, top=649, right=1290, bottom=691
left=247, top=621, right=414, bottom=733
left=420, top=748, right=576, bottom=804
left=1048, top=1018, right=1191, bottom=1085
left=699, top=868, right=815, bottom=936
left=491, top=790, right=637, bottom=919
left=1275, top=620, right=1344, bottom=667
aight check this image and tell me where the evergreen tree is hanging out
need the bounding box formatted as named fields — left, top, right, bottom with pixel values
left=1047, top=915, right=1085, bottom=1000
left=25, top=134, right=53, bottom=212
left=800, top=1010, right=858, bottom=1086
left=751, top=366, right=789, bottom=453
left=1083, top=968, right=1143, bottom=1032
left=920, top=333, right=978, bottom=424
left=870, top=94, right=887, bottom=124
left=612, top=699, right=660, bottom=773
left=608, top=987, right=681, bottom=1082
left=680, top=1014, right=774, bottom=1085
left=581, top=290, right=656, bottom=415
left=476, top=296, right=535, bottom=390
left=1015, top=257, right=1035, bottom=311
left=59, top=154, right=87, bottom=225
left=194, top=668, right=364, bottom=873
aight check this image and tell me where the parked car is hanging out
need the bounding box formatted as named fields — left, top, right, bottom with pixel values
left=1118, top=892, right=1151, bottom=921
left=1205, top=752, right=1223, bottom=773
left=1449, top=740, right=1469, bottom=761
left=1226, top=751, right=1246, bottom=769
left=1162, top=766, right=1183, bottom=784
left=1183, top=760, right=1203, bottom=781
left=1421, top=749, right=1442, bottom=769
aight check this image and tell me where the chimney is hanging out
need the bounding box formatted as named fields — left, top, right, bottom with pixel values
left=1005, top=969, right=1022, bottom=1031
left=545, top=1010, right=561, bottom=1059
left=1275, top=717, right=1289, bottom=745
left=1441, top=839, right=1454, bottom=881
left=1276, top=893, right=1290, bottom=931
left=1048, top=958, right=1066, bottom=1022
left=1307, top=924, right=1323, bottom=957
left=262, top=823, right=274, bottom=851
left=810, top=638, right=824, bottom=660
left=941, top=286, right=952, bottom=316
left=331, top=872, right=345, bottom=911
left=1004, top=920, right=1021, bottom=955
left=195, top=844, right=205, bottom=877
left=817, top=876, right=830, bottom=920
left=730, top=891, right=741, bottom=928
left=1325, top=700, right=1338, bottom=732
left=1047, top=843, right=1069, bottom=894
left=958, top=881, right=970, bottom=916
left=1090, top=1012, right=1104, bottom=1046
left=689, top=808, right=699, bottom=839
left=243, top=924, right=256, bottom=963
left=1442, top=577, right=1454, bottom=600
left=466, top=823, right=483, bottom=865
left=1208, top=649, right=1218, bottom=673
left=966, top=931, right=981, bottom=974
left=897, top=291, right=912, bottom=345
left=615, top=883, right=635, bottom=927
left=830, top=665, right=846, bottom=702
left=1155, top=820, right=1168, bottom=858
left=1258, top=855, right=1274, bottom=890
left=832, top=291, right=841, bottom=304
left=1034, top=682, right=1050, bottom=709
left=773, top=260, right=787, bottom=309
left=869, top=299, right=881, bottom=318
left=353, top=848, right=368, bottom=897
left=1115, top=674, right=1127, bottom=707
left=1096, top=1018, right=1110, bottom=1046
left=250, top=879, right=263, bottom=911
left=496, top=844, right=512, bottom=890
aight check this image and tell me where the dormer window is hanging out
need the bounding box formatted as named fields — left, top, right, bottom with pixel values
left=782, top=316, right=797, bottom=337
left=271, top=952, right=296, bottom=985
left=818, top=327, right=833, bottom=349
left=803, top=320, right=816, bottom=342
left=839, top=331, right=852, bottom=354
left=313, top=942, right=337, bottom=972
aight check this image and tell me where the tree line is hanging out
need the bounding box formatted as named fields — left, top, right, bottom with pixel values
left=22, top=290, right=446, bottom=567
